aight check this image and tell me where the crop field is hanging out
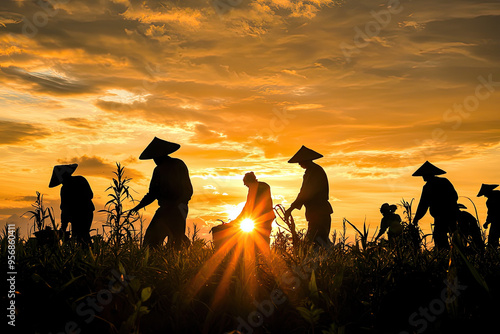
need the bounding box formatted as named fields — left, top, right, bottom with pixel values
left=2, top=165, right=500, bottom=334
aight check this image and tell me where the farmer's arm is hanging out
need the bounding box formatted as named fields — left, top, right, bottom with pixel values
left=413, top=186, right=430, bottom=224
left=233, top=187, right=255, bottom=223
left=286, top=173, right=312, bottom=219
left=131, top=168, right=159, bottom=212
left=375, top=218, right=388, bottom=240
left=59, top=187, right=69, bottom=231
left=178, top=161, right=193, bottom=203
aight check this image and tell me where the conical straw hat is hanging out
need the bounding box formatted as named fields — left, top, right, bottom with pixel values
left=139, top=137, right=180, bottom=160
left=49, top=164, right=78, bottom=188
left=412, top=161, right=446, bottom=177
left=477, top=183, right=498, bottom=197
left=288, top=146, right=323, bottom=163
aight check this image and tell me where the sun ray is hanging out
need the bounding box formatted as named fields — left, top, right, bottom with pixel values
left=210, top=239, right=245, bottom=308
left=186, top=230, right=240, bottom=299
left=187, top=218, right=301, bottom=312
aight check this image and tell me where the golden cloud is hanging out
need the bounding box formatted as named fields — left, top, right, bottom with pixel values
left=57, top=155, right=145, bottom=181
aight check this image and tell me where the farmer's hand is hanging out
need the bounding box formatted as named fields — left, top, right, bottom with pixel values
left=284, top=207, right=293, bottom=221
left=129, top=205, right=140, bottom=214
left=483, top=222, right=490, bottom=229
left=60, top=213, right=68, bottom=232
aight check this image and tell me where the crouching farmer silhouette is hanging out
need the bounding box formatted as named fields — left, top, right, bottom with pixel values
left=49, top=164, right=95, bottom=245
left=131, top=137, right=193, bottom=249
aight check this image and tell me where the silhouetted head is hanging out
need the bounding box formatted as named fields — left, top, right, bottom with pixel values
left=153, top=154, right=169, bottom=165
left=298, top=160, right=314, bottom=169
left=422, top=174, right=436, bottom=182
left=380, top=203, right=390, bottom=214
left=477, top=183, right=498, bottom=197
left=61, top=172, right=72, bottom=184
left=380, top=203, right=397, bottom=215
left=243, top=172, right=257, bottom=187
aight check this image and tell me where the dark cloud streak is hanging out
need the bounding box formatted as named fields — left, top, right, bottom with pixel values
left=58, top=155, right=145, bottom=181
left=1, top=66, right=94, bottom=95
left=0, top=120, right=50, bottom=145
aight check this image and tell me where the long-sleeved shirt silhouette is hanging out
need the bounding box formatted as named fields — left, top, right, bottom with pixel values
left=235, top=181, right=275, bottom=228
left=134, top=156, right=193, bottom=248
left=414, top=176, right=458, bottom=221
left=59, top=175, right=94, bottom=244
left=483, top=190, right=500, bottom=248
left=60, top=175, right=95, bottom=230
left=290, top=162, right=333, bottom=220
left=485, top=190, right=500, bottom=224
left=136, top=157, right=193, bottom=208
left=377, top=212, right=403, bottom=240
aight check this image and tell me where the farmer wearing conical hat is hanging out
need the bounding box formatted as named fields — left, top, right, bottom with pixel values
left=412, top=161, right=459, bottom=250
left=477, top=184, right=500, bottom=248
left=285, top=146, right=333, bottom=246
left=131, top=137, right=193, bottom=249
left=49, top=164, right=95, bottom=245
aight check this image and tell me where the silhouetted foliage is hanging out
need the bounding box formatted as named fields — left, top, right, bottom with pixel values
left=3, top=164, right=500, bottom=334
left=100, top=163, right=143, bottom=253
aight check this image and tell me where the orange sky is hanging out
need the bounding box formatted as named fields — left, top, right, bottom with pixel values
left=1, top=0, right=499, bottom=243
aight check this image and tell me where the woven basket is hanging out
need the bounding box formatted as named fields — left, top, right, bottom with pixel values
left=211, top=223, right=236, bottom=250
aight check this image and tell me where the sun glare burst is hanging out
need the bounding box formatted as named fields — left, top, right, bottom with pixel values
left=240, top=218, right=254, bottom=232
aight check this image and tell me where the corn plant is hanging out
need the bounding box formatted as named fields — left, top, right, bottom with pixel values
left=400, top=198, right=423, bottom=251
left=100, top=163, right=141, bottom=252
left=24, top=191, right=57, bottom=234
left=343, top=218, right=371, bottom=251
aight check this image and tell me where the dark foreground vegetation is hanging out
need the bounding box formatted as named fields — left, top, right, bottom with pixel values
left=4, top=223, right=500, bottom=334
left=2, top=166, right=500, bottom=334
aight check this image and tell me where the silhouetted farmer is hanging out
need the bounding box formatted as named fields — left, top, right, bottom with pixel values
left=477, top=184, right=500, bottom=248
left=412, top=161, right=459, bottom=250
left=375, top=203, right=402, bottom=243
left=285, top=146, right=333, bottom=246
left=49, top=164, right=95, bottom=245
left=232, top=172, right=275, bottom=246
left=131, top=137, right=193, bottom=249
left=457, top=203, right=484, bottom=250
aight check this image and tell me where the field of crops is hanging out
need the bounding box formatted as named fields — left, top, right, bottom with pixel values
left=4, top=221, right=500, bottom=334
left=2, top=165, right=500, bottom=334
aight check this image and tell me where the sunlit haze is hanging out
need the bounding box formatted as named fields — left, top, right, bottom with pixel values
left=240, top=218, right=255, bottom=232
left=1, top=0, right=499, bottom=243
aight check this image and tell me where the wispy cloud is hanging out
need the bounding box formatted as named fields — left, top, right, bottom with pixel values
left=58, top=155, right=145, bottom=180
left=1, top=66, right=93, bottom=95
left=0, top=120, right=50, bottom=145
left=1, top=0, right=499, bottom=236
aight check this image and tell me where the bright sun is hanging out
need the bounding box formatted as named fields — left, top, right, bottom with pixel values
left=240, top=218, right=255, bottom=232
